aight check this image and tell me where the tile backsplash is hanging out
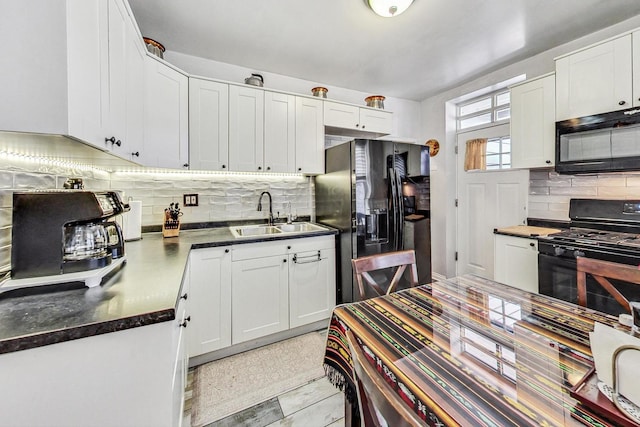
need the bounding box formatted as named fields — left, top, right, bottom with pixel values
left=529, top=170, right=640, bottom=220
left=0, top=157, right=314, bottom=273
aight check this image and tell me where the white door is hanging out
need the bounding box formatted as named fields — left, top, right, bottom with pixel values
left=456, top=124, right=528, bottom=279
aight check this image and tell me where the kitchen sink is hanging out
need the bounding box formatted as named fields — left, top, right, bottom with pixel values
left=230, top=225, right=282, bottom=238
left=276, top=222, right=326, bottom=233
left=230, top=222, right=328, bottom=238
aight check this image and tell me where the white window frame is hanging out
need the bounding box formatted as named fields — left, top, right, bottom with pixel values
left=457, top=89, right=511, bottom=132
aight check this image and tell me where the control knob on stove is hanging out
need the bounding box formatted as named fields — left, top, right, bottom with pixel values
left=573, top=250, right=585, bottom=258
left=554, top=246, right=566, bottom=256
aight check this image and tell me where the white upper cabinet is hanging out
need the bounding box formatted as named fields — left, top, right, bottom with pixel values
left=359, top=108, right=394, bottom=134
left=66, top=0, right=109, bottom=148
left=107, top=0, right=145, bottom=162
left=295, top=97, right=324, bottom=174
left=633, top=30, right=640, bottom=107
left=229, top=85, right=265, bottom=172
left=264, top=91, right=296, bottom=173
left=189, top=78, right=229, bottom=171
left=556, top=34, right=633, bottom=120
left=510, top=74, right=556, bottom=169
left=143, top=55, right=189, bottom=169
left=1, top=0, right=144, bottom=162
left=324, top=101, right=393, bottom=135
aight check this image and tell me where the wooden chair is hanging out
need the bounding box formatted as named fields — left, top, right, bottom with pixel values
left=345, top=329, right=426, bottom=427
left=576, top=257, right=640, bottom=314
left=351, top=250, right=419, bottom=301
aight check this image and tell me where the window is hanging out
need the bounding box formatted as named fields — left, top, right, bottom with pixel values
left=457, top=90, right=510, bottom=131
left=459, top=295, right=521, bottom=383
left=458, top=89, right=512, bottom=170
left=485, top=136, right=511, bottom=170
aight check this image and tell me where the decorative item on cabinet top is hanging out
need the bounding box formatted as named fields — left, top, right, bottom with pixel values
left=311, top=87, right=328, bottom=98
left=425, top=139, right=440, bottom=157
left=365, top=95, right=385, bottom=109
left=244, top=73, right=264, bottom=87
left=143, top=37, right=165, bottom=59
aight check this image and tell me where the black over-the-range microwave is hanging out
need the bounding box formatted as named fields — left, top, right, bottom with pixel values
left=556, top=107, right=640, bottom=174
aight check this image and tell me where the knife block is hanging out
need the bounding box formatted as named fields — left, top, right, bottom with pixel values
left=162, top=219, right=180, bottom=238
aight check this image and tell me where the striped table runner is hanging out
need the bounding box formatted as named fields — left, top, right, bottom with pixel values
left=323, top=275, right=622, bottom=426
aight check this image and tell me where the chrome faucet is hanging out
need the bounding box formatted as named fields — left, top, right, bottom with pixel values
left=257, top=191, right=273, bottom=225
left=286, top=201, right=297, bottom=224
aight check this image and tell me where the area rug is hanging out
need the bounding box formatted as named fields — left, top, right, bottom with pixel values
left=191, top=331, right=328, bottom=427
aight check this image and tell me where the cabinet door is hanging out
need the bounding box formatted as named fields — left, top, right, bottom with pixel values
left=231, top=254, right=289, bottom=344
left=189, top=79, right=229, bottom=171
left=633, top=31, right=640, bottom=108
left=143, top=56, right=189, bottom=169
left=324, top=101, right=359, bottom=130
left=106, top=0, right=128, bottom=153
left=67, top=0, right=109, bottom=148
left=295, top=97, right=324, bottom=174
left=289, top=247, right=336, bottom=328
left=172, top=260, right=190, bottom=427
left=510, top=74, right=556, bottom=169
left=229, top=85, right=264, bottom=172
left=264, top=91, right=295, bottom=173
left=188, top=247, right=232, bottom=357
left=556, top=35, right=632, bottom=120
left=122, top=3, right=145, bottom=163
left=359, top=108, right=393, bottom=134
left=494, top=234, right=539, bottom=293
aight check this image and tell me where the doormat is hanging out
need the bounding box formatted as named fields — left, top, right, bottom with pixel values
left=191, top=331, right=327, bottom=427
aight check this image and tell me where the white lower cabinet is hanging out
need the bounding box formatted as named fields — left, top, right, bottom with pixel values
left=0, top=282, right=190, bottom=427
left=187, top=236, right=337, bottom=352
left=188, top=246, right=232, bottom=357
left=289, top=243, right=336, bottom=328
left=232, top=252, right=290, bottom=344
left=494, top=234, right=539, bottom=293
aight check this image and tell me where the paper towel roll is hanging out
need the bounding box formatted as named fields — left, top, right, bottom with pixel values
left=122, top=201, right=142, bottom=241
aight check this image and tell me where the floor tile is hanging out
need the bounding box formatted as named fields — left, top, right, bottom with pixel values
left=278, top=377, right=341, bottom=417
left=265, top=393, right=344, bottom=427
left=205, top=397, right=284, bottom=427
left=326, top=418, right=345, bottom=427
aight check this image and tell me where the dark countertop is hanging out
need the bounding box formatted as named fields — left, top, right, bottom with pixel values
left=0, top=225, right=337, bottom=354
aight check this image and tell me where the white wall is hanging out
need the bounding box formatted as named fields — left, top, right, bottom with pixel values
left=421, top=15, right=640, bottom=279
left=165, top=51, right=421, bottom=142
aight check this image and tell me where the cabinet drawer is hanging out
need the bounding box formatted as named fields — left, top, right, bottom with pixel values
left=286, top=235, right=334, bottom=253
left=231, top=240, right=290, bottom=261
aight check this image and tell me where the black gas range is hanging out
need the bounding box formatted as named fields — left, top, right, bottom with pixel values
left=537, top=199, right=640, bottom=316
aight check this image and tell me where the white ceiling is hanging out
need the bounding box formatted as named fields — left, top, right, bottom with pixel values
left=129, top=0, right=640, bottom=101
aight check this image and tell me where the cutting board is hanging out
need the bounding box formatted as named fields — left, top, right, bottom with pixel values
left=495, top=225, right=562, bottom=237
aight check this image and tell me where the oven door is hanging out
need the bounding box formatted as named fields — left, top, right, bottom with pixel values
left=539, top=250, right=640, bottom=316
left=538, top=253, right=578, bottom=304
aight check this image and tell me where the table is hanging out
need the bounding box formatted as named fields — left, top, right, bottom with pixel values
left=323, top=275, right=628, bottom=426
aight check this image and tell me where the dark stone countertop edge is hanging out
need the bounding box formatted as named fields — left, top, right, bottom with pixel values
left=189, top=228, right=338, bottom=249
left=0, top=224, right=337, bottom=354
left=0, top=308, right=176, bottom=355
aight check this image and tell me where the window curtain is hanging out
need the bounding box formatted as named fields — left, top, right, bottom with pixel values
left=464, top=138, right=487, bottom=171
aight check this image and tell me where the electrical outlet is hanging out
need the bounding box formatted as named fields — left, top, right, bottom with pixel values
left=183, top=194, right=199, bottom=207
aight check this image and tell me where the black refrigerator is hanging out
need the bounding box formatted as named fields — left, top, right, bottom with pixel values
left=315, top=139, right=431, bottom=303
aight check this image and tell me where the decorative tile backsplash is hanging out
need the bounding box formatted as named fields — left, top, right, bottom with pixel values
left=529, top=170, right=640, bottom=220
left=0, top=158, right=314, bottom=273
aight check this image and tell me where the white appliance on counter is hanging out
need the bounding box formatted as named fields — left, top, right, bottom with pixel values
left=118, top=200, right=142, bottom=241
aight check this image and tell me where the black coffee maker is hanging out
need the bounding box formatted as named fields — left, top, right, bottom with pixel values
left=11, top=191, right=129, bottom=280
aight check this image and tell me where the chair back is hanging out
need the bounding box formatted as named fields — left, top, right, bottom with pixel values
left=351, top=250, right=419, bottom=301
left=345, top=330, right=426, bottom=427
left=576, top=257, right=640, bottom=313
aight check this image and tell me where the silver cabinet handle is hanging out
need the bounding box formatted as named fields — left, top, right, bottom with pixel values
left=293, top=251, right=322, bottom=264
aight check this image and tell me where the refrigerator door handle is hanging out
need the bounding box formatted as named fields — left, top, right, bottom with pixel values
left=395, top=171, right=404, bottom=250
left=389, top=167, right=399, bottom=251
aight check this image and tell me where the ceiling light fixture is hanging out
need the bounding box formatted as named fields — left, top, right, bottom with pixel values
left=366, top=0, right=414, bottom=17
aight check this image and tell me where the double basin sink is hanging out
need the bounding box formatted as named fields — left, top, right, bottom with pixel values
left=229, top=222, right=327, bottom=238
